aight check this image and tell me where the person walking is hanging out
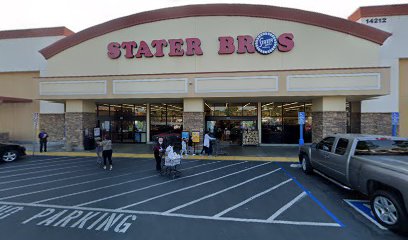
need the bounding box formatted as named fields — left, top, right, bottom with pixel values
left=101, top=135, right=113, bottom=170
left=38, top=130, right=48, bottom=153
left=203, top=131, right=215, bottom=156
left=153, top=137, right=165, bottom=172
left=180, top=138, right=188, bottom=157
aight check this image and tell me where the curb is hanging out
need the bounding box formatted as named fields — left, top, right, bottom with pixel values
left=29, top=151, right=298, bottom=162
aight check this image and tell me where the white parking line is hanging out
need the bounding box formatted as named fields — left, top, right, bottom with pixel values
left=0, top=201, right=341, bottom=227
left=0, top=156, right=71, bottom=169
left=119, top=162, right=272, bottom=210
left=266, top=191, right=307, bottom=221
left=0, top=160, right=203, bottom=201
left=31, top=160, right=205, bottom=204
left=0, top=161, right=97, bottom=179
left=0, top=159, right=155, bottom=192
left=77, top=161, right=243, bottom=207
left=0, top=157, right=95, bottom=174
left=0, top=166, right=101, bottom=185
left=164, top=167, right=281, bottom=214
left=212, top=178, right=293, bottom=218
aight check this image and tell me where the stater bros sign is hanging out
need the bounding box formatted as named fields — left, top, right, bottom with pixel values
left=107, top=32, right=294, bottom=59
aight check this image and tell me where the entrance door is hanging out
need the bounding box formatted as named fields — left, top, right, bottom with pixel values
left=111, top=120, right=135, bottom=143
left=206, top=118, right=257, bottom=145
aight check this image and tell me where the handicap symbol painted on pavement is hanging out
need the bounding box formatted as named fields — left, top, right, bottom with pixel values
left=344, top=199, right=387, bottom=230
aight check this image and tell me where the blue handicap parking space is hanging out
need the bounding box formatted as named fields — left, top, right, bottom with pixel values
left=344, top=199, right=387, bottom=230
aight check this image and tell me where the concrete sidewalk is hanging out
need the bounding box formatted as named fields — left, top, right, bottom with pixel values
left=25, top=143, right=300, bottom=162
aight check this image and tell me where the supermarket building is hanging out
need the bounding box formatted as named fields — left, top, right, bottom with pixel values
left=0, top=4, right=407, bottom=149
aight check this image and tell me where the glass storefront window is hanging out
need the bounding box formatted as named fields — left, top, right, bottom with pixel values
left=214, top=104, right=227, bottom=116
left=97, top=104, right=109, bottom=117
left=262, top=103, right=282, bottom=117
left=205, top=103, right=214, bottom=116
left=261, top=117, right=283, bottom=143
left=243, top=103, right=257, bottom=116
left=135, top=104, right=146, bottom=116
left=228, top=103, right=242, bottom=116
left=150, top=103, right=183, bottom=141
left=282, top=102, right=304, bottom=117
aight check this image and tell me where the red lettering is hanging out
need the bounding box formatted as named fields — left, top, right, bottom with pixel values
left=151, top=39, right=168, bottom=57
left=278, top=33, right=294, bottom=52
left=168, top=39, right=184, bottom=57
left=185, top=38, right=203, bottom=56
left=121, top=41, right=137, bottom=58
left=135, top=41, right=153, bottom=58
left=237, top=35, right=255, bottom=54
left=107, top=42, right=121, bottom=59
left=218, top=36, right=235, bottom=54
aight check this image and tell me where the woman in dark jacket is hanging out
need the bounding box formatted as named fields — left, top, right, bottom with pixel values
left=153, top=137, right=165, bottom=171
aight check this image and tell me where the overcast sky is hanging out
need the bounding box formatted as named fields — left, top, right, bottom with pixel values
left=2, top=0, right=407, bottom=32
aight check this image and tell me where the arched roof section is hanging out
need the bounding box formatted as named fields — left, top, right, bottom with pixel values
left=40, top=4, right=391, bottom=59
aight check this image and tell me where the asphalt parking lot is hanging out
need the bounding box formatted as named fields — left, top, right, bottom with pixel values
left=0, top=156, right=406, bottom=240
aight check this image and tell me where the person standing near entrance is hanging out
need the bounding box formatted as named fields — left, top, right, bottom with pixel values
left=153, top=137, right=165, bottom=171
left=101, top=135, right=113, bottom=170
left=38, top=130, right=48, bottom=153
left=203, top=131, right=215, bottom=156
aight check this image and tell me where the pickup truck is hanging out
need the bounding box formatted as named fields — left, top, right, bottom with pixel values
left=298, top=134, right=408, bottom=233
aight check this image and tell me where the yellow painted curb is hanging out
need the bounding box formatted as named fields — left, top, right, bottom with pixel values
left=30, top=151, right=297, bottom=162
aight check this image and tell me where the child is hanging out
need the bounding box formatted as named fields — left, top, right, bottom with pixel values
left=180, top=138, right=188, bottom=157
left=95, top=137, right=103, bottom=165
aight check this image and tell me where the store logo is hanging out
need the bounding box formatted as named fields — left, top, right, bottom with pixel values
left=254, top=32, right=278, bottom=55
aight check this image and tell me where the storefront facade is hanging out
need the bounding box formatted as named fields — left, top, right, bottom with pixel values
left=33, top=4, right=394, bottom=149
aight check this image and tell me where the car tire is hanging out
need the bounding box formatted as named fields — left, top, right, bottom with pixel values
left=370, top=190, right=408, bottom=233
left=300, top=154, right=313, bottom=175
left=2, top=150, right=19, bottom=162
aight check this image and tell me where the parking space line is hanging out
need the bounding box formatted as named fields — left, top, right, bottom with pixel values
left=0, top=159, right=155, bottom=192
left=0, top=157, right=97, bottom=174
left=119, top=162, right=272, bottom=210
left=266, top=192, right=307, bottom=221
left=274, top=162, right=345, bottom=228
left=0, top=161, right=95, bottom=179
left=1, top=160, right=202, bottom=202
left=0, top=200, right=341, bottom=227
left=31, top=160, right=204, bottom=204
left=0, top=156, right=72, bottom=169
left=212, top=178, right=292, bottom=218
left=0, top=166, right=101, bottom=185
left=77, top=161, right=242, bottom=207
left=164, top=167, right=281, bottom=214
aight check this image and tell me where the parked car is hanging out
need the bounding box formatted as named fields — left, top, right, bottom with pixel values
left=0, top=143, right=26, bottom=162
left=299, top=134, right=408, bottom=233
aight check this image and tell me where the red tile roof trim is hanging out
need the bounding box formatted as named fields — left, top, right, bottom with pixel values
left=40, top=4, right=392, bottom=59
left=0, top=27, right=74, bottom=40
left=349, top=4, right=408, bottom=21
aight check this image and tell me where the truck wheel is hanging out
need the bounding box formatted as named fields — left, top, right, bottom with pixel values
left=300, top=155, right=313, bottom=175
left=370, top=190, right=408, bottom=233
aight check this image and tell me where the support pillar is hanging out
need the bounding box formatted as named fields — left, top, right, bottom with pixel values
left=146, top=103, right=150, bottom=142
left=349, top=102, right=361, bottom=133
left=64, top=100, right=96, bottom=150
left=312, top=97, right=347, bottom=142
left=183, top=98, right=205, bottom=147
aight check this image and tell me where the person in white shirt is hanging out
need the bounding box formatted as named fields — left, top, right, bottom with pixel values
left=101, top=135, right=113, bottom=170
left=202, top=131, right=215, bottom=156
left=180, top=138, right=188, bottom=157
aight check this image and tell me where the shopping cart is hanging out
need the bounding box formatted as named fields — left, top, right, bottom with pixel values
left=160, top=146, right=182, bottom=179
left=211, top=139, right=228, bottom=156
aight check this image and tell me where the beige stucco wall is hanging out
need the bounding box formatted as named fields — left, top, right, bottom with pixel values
left=312, top=96, right=346, bottom=112
left=184, top=98, right=204, bottom=112
left=66, top=100, right=96, bottom=113
left=399, top=59, right=408, bottom=137
left=43, top=16, right=382, bottom=77
left=37, top=67, right=390, bottom=101
left=0, top=71, right=39, bottom=99
left=0, top=101, right=40, bottom=141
